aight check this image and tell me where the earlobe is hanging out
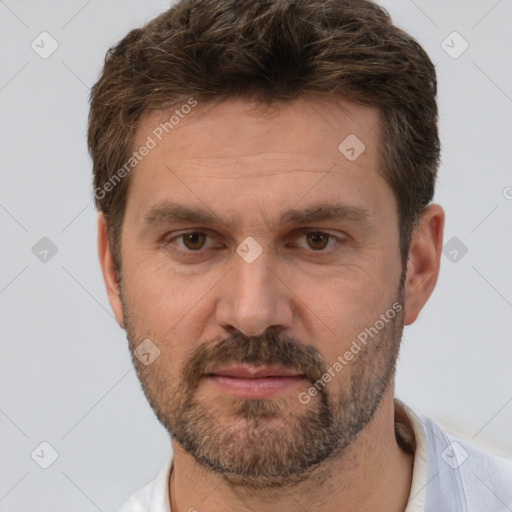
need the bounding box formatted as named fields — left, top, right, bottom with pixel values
left=97, top=213, right=125, bottom=329
left=403, top=204, right=445, bottom=325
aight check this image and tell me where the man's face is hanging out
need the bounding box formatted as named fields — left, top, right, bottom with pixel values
left=114, top=96, right=406, bottom=488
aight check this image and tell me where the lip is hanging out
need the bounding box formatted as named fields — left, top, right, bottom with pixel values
left=204, top=365, right=306, bottom=399
left=209, top=365, right=302, bottom=378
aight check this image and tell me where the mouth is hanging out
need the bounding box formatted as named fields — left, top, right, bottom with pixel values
left=204, top=365, right=307, bottom=399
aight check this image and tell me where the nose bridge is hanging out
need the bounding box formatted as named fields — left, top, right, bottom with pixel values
left=216, top=240, right=293, bottom=336
left=235, top=244, right=274, bottom=297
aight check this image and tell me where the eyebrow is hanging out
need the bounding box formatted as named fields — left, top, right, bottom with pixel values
left=142, top=201, right=371, bottom=230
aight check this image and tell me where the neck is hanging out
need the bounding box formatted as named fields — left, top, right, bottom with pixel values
left=169, top=389, right=414, bottom=512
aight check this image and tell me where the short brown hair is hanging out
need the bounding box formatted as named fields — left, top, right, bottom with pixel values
left=88, top=0, right=440, bottom=272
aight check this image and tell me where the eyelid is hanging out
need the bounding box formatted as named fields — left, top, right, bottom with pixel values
left=290, top=228, right=346, bottom=251
left=164, top=229, right=219, bottom=250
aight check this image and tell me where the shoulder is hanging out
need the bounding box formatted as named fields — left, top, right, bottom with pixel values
left=117, top=455, right=173, bottom=512
left=117, top=481, right=155, bottom=512
left=419, top=413, right=512, bottom=511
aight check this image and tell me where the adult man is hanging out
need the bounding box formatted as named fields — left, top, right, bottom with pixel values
left=89, top=0, right=512, bottom=510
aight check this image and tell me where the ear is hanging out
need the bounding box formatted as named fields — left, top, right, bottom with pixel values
left=97, top=213, right=125, bottom=329
left=403, top=204, right=445, bottom=325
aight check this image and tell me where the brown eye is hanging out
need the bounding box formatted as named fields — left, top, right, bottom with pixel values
left=182, top=232, right=207, bottom=250
left=306, top=232, right=330, bottom=250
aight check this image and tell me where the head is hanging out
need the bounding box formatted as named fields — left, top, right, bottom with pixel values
left=91, top=0, right=444, bottom=488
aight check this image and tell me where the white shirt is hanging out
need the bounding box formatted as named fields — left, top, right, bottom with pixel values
left=118, top=401, right=512, bottom=511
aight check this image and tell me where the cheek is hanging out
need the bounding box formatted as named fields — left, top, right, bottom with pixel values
left=289, top=264, right=399, bottom=360
left=122, top=256, right=219, bottom=355
left=124, top=250, right=212, bottom=314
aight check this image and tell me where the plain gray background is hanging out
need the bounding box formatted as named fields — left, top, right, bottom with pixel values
left=1, top=0, right=511, bottom=510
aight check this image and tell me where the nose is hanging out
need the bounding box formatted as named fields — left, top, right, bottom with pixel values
left=215, top=245, right=294, bottom=337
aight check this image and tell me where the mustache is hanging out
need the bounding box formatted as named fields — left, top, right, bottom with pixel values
left=181, top=328, right=328, bottom=389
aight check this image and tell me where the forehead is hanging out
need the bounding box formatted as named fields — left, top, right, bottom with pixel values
left=135, top=95, right=380, bottom=166
left=125, top=96, right=390, bottom=225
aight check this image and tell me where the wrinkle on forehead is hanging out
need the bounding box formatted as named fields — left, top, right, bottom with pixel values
left=163, top=154, right=341, bottom=180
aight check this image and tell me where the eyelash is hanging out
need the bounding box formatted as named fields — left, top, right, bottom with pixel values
left=162, top=229, right=345, bottom=257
